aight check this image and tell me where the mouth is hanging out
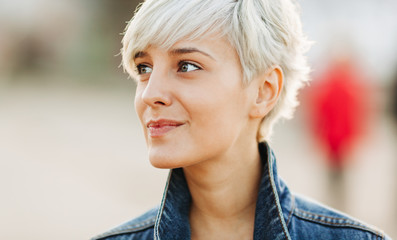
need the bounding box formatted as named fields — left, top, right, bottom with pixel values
left=146, top=119, right=185, bottom=138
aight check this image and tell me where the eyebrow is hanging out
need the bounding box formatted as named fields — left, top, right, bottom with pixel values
left=169, top=47, right=215, bottom=60
left=133, top=47, right=215, bottom=61
left=134, top=51, right=147, bottom=60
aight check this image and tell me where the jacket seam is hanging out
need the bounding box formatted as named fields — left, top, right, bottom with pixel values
left=93, top=217, right=156, bottom=240
left=154, top=170, right=173, bottom=239
left=286, top=194, right=295, bottom=227
left=293, top=208, right=385, bottom=238
left=267, top=147, right=291, bottom=240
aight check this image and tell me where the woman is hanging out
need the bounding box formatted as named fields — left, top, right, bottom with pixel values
left=93, top=0, right=390, bottom=239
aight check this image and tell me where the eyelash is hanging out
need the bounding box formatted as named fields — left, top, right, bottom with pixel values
left=135, top=64, right=152, bottom=75
left=177, top=61, right=201, bottom=72
left=135, top=61, right=202, bottom=75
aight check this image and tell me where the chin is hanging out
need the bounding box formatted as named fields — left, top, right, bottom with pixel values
left=149, top=159, right=175, bottom=169
left=148, top=148, right=203, bottom=169
left=148, top=151, right=186, bottom=169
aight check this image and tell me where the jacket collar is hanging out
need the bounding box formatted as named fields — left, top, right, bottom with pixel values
left=154, top=142, right=292, bottom=240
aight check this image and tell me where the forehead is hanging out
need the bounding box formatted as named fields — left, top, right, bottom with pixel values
left=133, top=36, right=237, bottom=62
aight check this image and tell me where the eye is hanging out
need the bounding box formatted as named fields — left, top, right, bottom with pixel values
left=178, top=62, right=201, bottom=73
left=136, top=64, right=153, bottom=75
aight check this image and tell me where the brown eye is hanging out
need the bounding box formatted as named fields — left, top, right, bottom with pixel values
left=136, top=64, right=153, bottom=74
left=178, top=62, right=200, bottom=72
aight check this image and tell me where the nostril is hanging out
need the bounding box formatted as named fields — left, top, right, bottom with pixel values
left=154, top=101, right=166, bottom=105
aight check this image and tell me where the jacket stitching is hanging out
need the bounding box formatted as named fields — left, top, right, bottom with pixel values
left=294, top=208, right=384, bottom=238
left=154, top=169, right=173, bottom=240
left=93, top=217, right=156, bottom=240
left=267, top=148, right=291, bottom=240
left=127, top=217, right=156, bottom=230
left=286, top=194, right=295, bottom=227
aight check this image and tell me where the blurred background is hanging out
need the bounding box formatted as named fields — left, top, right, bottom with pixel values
left=0, top=0, right=396, bottom=239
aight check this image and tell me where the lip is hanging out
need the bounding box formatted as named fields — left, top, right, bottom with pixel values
left=146, top=119, right=185, bottom=138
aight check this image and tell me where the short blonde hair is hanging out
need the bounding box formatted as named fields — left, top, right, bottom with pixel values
left=122, top=0, right=311, bottom=141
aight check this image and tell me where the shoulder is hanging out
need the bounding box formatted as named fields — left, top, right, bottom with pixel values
left=91, top=206, right=158, bottom=240
left=287, top=194, right=391, bottom=240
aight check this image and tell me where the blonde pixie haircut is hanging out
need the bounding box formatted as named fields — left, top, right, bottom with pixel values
left=122, top=0, right=311, bottom=141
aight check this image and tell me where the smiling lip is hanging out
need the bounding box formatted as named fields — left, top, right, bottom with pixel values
left=146, top=119, right=184, bottom=138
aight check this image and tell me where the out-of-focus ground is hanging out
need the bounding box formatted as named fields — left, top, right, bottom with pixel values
left=1, top=0, right=397, bottom=239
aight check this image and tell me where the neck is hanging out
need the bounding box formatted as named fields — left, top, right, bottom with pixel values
left=184, top=140, right=262, bottom=239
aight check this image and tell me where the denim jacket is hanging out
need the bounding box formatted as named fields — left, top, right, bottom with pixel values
left=92, top=143, right=390, bottom=240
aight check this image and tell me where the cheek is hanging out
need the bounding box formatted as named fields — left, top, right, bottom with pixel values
left=187, top=89, right=246, bottom=141
left=134, top=88, right=146, bottom=129
left=134, top=93, right=141, bottom=116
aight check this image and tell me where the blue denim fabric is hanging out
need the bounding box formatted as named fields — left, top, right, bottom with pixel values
left=92, top=143, right=390, bottom=240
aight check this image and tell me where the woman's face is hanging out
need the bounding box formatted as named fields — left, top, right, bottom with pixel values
left=133, top=36, right=258, bottom=168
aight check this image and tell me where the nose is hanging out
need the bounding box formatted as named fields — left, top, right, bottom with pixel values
left=140, top=69, right=172, bottom=107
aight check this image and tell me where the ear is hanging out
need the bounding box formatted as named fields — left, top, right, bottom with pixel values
left=250, top=66, right=283, bottom=119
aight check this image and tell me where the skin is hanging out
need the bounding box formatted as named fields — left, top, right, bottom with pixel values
left=133, top=36, right=283, bottom=240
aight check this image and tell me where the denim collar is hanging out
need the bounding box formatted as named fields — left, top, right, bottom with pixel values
left=153, top=142, right=292, bottom=240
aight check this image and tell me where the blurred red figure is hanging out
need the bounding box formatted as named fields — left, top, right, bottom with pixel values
left=307, top=57, right=371, bottom=170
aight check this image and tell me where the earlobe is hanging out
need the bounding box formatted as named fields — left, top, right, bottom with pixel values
left=250, top=66, right=283, bottom=119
